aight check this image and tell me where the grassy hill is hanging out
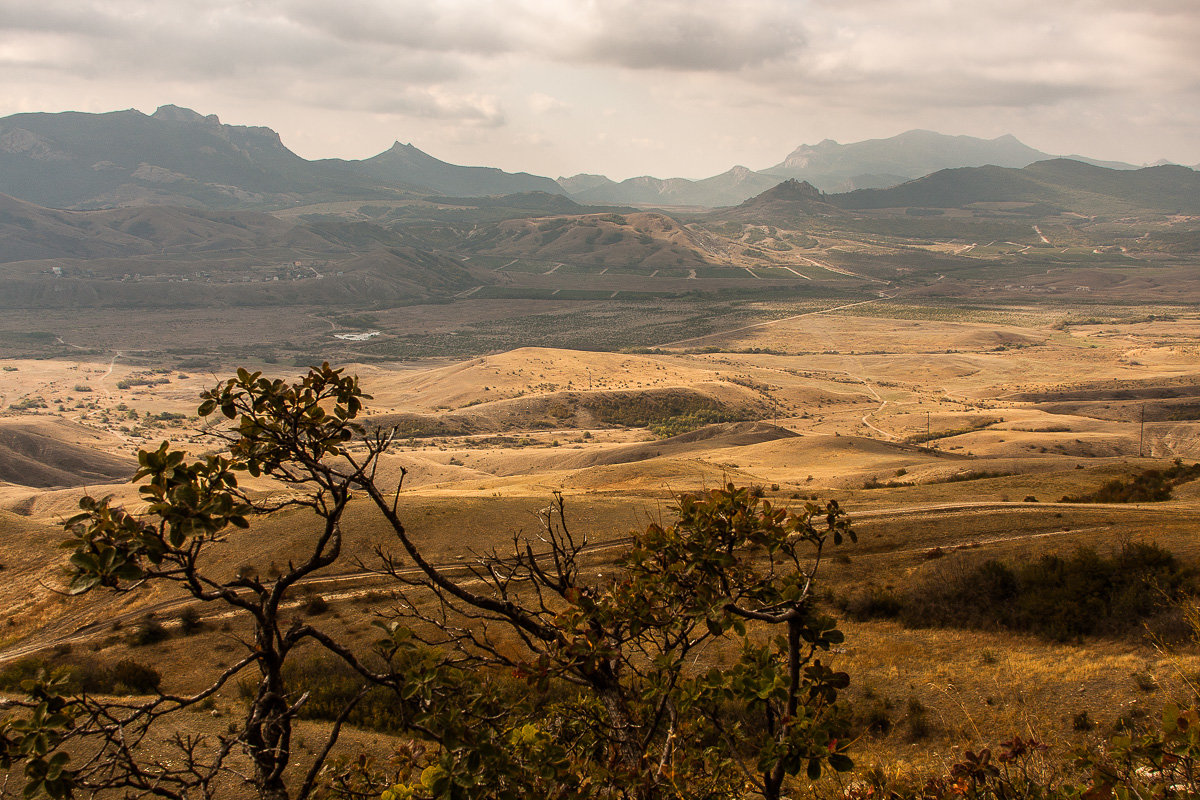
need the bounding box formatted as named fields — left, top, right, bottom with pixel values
left=833, top=159, right=1200, bottom=215
left=465, top=211, right=716, bottom=267
left=0, top=418, right=135, bottom=488
left=0, top=195, right=481, bottom=308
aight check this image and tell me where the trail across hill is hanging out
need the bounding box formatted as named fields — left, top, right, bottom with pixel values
left=652, top=296, right=891, bottom=349
left=0, top=499, right=1173, bottom=665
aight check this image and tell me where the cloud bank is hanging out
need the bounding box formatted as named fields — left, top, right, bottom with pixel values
left=1, top=0, right=1197, bottom=177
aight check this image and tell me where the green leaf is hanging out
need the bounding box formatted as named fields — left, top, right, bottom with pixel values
left=828, top=753, right=854, bottom=772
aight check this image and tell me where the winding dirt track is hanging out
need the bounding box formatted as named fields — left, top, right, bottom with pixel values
left=0, top=500, right=1174, bottom=665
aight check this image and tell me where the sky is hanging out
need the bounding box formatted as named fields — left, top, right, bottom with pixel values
left=2, top=0, right=1199, bottom=181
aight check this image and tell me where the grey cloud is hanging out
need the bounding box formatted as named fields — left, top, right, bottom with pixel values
left=0, top=1, right=127, bottom=36
left=0, top=0, right=492, bottom=123
left=734, top=0, right=1200, bottom=114
left=295, top=83, right=506, bottom=125
left=565, top=0, right=806, bottom=71
left=282, top=0, right=523, bottom=55
left=3, top=0, right=1199, bottom=167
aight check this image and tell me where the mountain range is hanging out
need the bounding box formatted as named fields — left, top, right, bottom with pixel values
left=831, top=158, right=1200, bottom=215
left=2, top=105, right=1184, bottom=212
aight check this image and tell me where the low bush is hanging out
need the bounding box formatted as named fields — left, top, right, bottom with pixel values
left=1061, top=461, right=1200, bottom=503
left=0, top=656, right=160, bottom=695
left=839, top=542, right=1197, bottom=641
left=127, top=614, right=168, bottom=647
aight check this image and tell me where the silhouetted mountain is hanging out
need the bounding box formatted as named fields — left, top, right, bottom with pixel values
left=764, top=130, right=1135, bottom=193
left=557, top=132, right=1141, bottom=208
left=0, top=106, right=562, bottom=209
left=556, top=174, right=615, bottom=195
left=566, top=166, right=778, bottom=208
left=0, top=106, right=380, bottom=208
left=831, top=159, right=1200, bottom=215
left=338, top=142, right=563, bottom=198
left=0, top=106, right=1163, bottom=218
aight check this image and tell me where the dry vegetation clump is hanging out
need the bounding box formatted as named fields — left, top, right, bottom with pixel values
left=1060, top=460, right=1200, bottom=503
left=1, top=651, right=161, bottom=695
left=837, top=541, right=1197, bottom=642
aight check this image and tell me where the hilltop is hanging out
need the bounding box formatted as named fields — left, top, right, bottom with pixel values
left=763, top=129, right=1133, bottom=191
left=833, top=159, right=1200, bottom=215
left=709, top=179, right=843, bottom=224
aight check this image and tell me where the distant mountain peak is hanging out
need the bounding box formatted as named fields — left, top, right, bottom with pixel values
left=741, top=178, right=824, bottom=205
left=708, top=177, right=839, bottom=222
left=152, top=105, right=220, bottom=125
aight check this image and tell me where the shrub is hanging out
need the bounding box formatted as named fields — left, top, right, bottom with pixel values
left=905, top=697, right=931, bottom=740
left=110, top=659, right=161, bottom=694
left=179, top=606, right=203, bottom=635
left=128, top=614, right=168, bottom=647
left=1061, top=462, right=1200, bottom=503
left=845, top=542, right=1197, bottom=641
left=302, top=595, right=329, bottom=615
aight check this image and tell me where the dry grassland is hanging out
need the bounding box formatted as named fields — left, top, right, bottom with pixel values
left=5, top=302, right=1200, bottom=779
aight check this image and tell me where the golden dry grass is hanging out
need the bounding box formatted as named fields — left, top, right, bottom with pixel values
left=5, top=304, right=1200, bottom=781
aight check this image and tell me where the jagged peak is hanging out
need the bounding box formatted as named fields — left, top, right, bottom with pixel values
left=748, top=178, right=823, bottom=203
left=152, top=105, right=220, bottom=125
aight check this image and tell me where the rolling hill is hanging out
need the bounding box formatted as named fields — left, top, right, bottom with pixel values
left=0, top=194, right=480, bottom=307
left=0, top=418, right=135, bottom=489
left=464, top=211, right=717, bottom=267
left=831, top=159, right=1200, bottom=215
left=562, top=166, right=780, bottom=208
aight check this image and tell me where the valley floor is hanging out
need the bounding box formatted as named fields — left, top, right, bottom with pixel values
left=4, top=298, right=1200, bottom=784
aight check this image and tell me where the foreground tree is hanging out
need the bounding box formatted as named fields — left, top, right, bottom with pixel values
left=0, top=365, right=856, bottom=800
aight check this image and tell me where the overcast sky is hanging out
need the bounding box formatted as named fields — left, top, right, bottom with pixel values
left=3, top=0, right=1198, bottom=180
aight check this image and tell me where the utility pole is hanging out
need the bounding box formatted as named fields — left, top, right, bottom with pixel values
left=926, top=411, right=931, bottom=440
left=1139, top=403, right=1145, bottom=458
